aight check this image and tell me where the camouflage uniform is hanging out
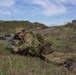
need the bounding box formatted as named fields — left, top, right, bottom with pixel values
left=12, top=27, right=53, bottom=56
left=13, top=32, right=52, bottom=56
left=12, top=27, right=76, bottom=65
left=43, top=52, right=76, bottom=65
left=18, top=32, right=43, bottom=55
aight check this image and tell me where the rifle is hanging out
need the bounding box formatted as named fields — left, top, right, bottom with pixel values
left=0, top=33, right=19, bottom=47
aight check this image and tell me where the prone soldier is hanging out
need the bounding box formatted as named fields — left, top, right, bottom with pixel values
left=11, top=26, right=76, bottom=66
left=11, top=26, right=53, bottom=56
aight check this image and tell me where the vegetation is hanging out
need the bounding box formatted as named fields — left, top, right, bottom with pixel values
left=0, top=20, right=47, bottom=34
left=0, top=20, right=76, bottom=75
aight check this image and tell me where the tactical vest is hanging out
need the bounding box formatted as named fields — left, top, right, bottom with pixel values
left=20, top=32, right=53, bottom=56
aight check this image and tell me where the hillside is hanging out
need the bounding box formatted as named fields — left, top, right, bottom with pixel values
left=0, top=20, right=48, bottom=34
left=0, top=20, right=76, bottom=75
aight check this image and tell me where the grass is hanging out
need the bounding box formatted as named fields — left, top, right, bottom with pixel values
left=51, top=38, right=64, bottom=50
left=0, top=55, right=75, bottom=75
left=0, top=39, right=76, bottom=75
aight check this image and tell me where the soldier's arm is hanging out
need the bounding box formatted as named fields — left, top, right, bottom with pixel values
left=12, top=41, right=30, bottom=53
left=19, top=43, right=31, bottom=51
left=19, top=32, right=34, bottom=51
left=11, top=40, right=21, bottom=53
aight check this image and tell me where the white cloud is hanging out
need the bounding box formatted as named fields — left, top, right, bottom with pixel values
left=22, top=0, right=76, bottom=16
left=0, top=0, right=16, bottom=15
left=22, top=0, right=66, bottom=16
left=69, top=0, right=76, bottom=6
left=0, top=0, right=15, bottom=7
left=58, top=0, right=76, bottom=5
left=0, top=0, right=76, bottom=17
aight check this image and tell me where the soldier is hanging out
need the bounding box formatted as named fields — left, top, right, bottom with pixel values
left=11, top=26, right=76, bottom=66
left=11, top=26, right=54, bottom=57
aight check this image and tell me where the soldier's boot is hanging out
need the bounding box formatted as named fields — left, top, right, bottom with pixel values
left=63, top=59, right=74, bottom=70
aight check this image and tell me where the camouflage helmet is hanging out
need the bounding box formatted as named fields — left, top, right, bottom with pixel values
left=14, top=26, right=25, bottom=34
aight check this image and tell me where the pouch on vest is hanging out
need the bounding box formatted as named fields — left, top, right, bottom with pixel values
left=40, top=42, right=54, bottom=55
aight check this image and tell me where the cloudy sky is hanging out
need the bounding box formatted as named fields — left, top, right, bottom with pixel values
left=0, top=0, right=76, bottom=26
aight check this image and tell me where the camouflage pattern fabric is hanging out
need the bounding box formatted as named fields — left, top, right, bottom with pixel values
left=12, top=31, right=76, bottom=65
left=12, top=31, right=53, bottom=56
left=14, top=26, right=25, bottom=34
left=13, top=32, right=42, bottom=55
left=43, top=52, right=76, bottom=65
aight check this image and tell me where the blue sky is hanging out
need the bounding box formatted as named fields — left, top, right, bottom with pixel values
left=0, top=0, right=76, bottom=26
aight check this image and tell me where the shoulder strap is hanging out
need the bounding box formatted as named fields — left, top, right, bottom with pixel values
left=36, top=34, right=44, bottom=44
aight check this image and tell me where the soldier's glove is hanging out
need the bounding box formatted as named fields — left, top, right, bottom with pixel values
left=11, top=40, right=19, bottom=46
left=11, top=45, right=19, bottom=53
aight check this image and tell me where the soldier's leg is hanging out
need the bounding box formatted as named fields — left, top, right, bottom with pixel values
left=42, top=52, right=76, bottom=65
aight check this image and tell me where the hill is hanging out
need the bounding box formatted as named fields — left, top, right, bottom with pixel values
left=0, top=20, right=48, bottom=34
left=64, top=19, right=76, bottom=29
